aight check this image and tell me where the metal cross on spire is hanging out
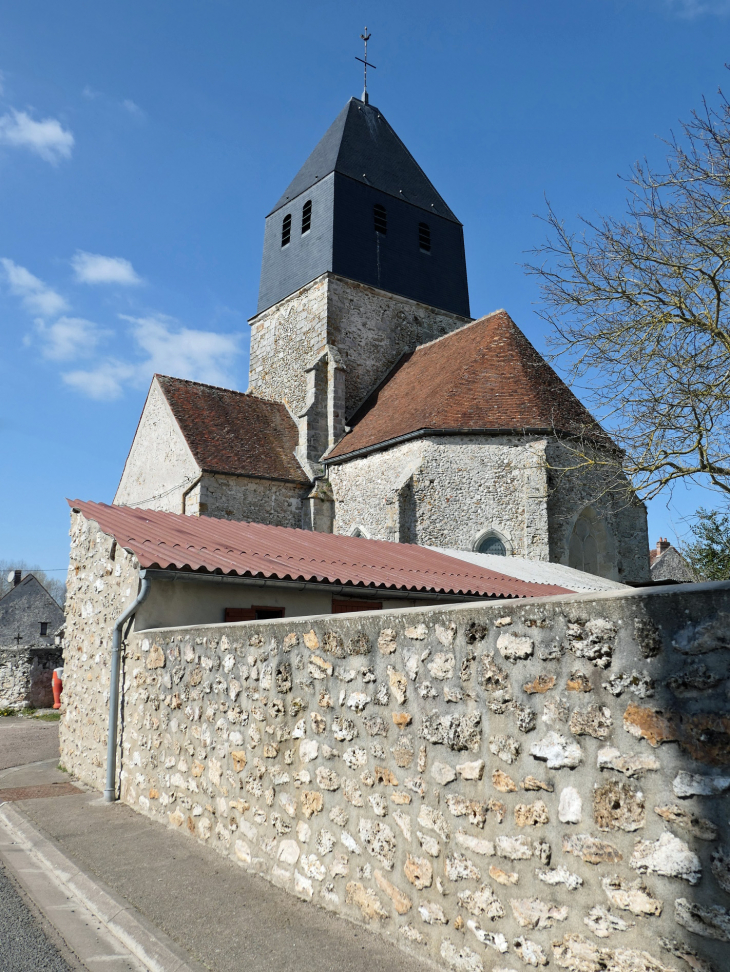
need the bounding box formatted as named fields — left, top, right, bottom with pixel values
left=356, top=27, right=376, bottom=104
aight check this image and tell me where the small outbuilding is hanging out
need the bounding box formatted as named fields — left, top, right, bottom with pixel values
left=0, top=571, right=64, bottom=709
left=66, top=499, right=571, bottom=636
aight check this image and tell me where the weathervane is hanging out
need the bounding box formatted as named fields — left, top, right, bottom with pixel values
left=356, top=27, right=376, bottom=104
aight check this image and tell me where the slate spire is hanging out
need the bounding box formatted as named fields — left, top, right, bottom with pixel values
left=257, top=98, right=469, bottom=317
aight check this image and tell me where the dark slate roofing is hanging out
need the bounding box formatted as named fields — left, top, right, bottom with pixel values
left=155, top=375, right=310, bottom=485
left=69, top=499, right=570, bottom=599
left=325, top=310, right=607, bottom=461
left=270, top=98, right=459, bottom=223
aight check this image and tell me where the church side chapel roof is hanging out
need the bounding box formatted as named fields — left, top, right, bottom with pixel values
left=325, top=310, right=606, bottom=461
left=156, top=375, right=310, bottom=485
left=270, top=98, right=459, bottom=222
left=68, top=499, right=569, bottom=599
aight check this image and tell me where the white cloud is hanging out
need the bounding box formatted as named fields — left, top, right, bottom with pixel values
left=71, top=251, right=142, bottom=286
left=37, top=316, right=105, bottom=361
left=125, top=314, right=241, bottom=386
left=122, top=99, right=145, bottom=118
left=62, top=315, right=241, bottom=400
left=662, top=0, right=730, bottom=14
left=0, top=109, right=74, bottom=164
left=1, top=258, right=68, bottom=317
left=82, top=85, right=100, bottom=100
left=63, top=360, right=136, bottom=400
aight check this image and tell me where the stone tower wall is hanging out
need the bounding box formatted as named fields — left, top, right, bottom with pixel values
left=59, top=571, right=730, bottom=972
left=247, top=273, right=469, bottom=421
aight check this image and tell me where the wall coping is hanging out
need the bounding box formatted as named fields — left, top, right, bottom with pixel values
left=134, top=578, right=730, bottom=636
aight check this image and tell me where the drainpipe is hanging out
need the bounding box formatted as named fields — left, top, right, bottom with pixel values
left=104, top=572, right=151, bottom=803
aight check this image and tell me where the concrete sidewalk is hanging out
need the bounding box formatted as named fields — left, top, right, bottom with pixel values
left=11, top=789, right=433, bottom=972
left=0, top=718, right=432, bottom=972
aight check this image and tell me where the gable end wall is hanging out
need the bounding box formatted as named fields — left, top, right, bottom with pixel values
left=114, top=379, right=200, bottom=513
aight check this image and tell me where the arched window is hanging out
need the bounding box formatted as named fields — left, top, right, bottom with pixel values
left=418, top=222, right=431, bottom=252
left=476, top=533, right=507, bottom=556
left=373, top=204, right=387, bottom=235
left=302, top=200, right=312, bottom=234
left=281, top=214, right=291, bottom=247
left=350, top=525, right=370, bottom=539
left=568, top=507, right=610, bottom=576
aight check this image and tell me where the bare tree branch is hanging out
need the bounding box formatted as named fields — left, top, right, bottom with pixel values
left=526, top=81, right=730, bottom=503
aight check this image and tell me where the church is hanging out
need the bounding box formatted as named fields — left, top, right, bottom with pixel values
left=114, top=96, right=649, bottom=585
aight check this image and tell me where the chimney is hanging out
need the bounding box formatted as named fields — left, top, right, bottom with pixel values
left=12, top=569, right=22, bottom=587
left=656, top=538, right=671, bottom=556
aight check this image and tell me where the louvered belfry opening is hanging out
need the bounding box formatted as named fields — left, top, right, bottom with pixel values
left=281, top=213, right=292, bottom=247
left=302, top=200, right=312, bottom=234
left=418, top=221, right=431, bottom=252
left=373, top=203, right=387, bottom=235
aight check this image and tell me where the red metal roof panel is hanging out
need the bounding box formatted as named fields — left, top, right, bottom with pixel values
left=68, top=499, right=569, bottom=600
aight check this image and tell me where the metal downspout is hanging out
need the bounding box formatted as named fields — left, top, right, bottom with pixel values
left=104, top=573, right=151, bottom=803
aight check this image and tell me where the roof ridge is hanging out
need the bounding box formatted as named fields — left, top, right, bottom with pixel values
left=155, top=374, right=286, bottom=409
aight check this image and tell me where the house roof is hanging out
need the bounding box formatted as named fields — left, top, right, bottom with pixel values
left=68, top=499, right=569, bottom=600
left=270, top=98, right=459, bottom=222
left=326, top=310, right=605, bottom=461
left=155, top=375, right=310, bottom=485
left=650, top=546, right=696, bottom=584
left=0, top=573, right=65, bottom=647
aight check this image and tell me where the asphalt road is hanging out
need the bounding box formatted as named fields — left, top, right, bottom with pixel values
left=0, top=716, right=61, bottom=771
left=0, top=859, right=76, bottom=972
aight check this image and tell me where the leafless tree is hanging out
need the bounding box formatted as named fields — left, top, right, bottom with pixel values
left=527, top=78, right=730, bottom=505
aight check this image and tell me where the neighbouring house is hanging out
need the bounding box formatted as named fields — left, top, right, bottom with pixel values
left=650, top=537, right=697, bottom=583
left=110, top=95, right=650, bottom=584
left=0, top=571, right=64, bottom=709
left=66, top=500, right=572, bottom=636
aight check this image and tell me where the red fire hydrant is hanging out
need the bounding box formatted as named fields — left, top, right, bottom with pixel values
left=52, top=667, right=64, bottom=709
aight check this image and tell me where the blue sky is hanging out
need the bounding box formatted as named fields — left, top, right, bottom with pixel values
left=1, top=0, right=729, bottom=572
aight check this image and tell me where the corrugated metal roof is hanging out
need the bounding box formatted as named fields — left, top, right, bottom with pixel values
left=427, top=547, right=630, bottom=593
left=68, top=500, right=569, bottom=600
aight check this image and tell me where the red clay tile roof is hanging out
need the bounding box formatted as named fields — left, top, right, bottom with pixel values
left=326, top=310, right=604, bottom=461
left=68, top=499, right=569, bottom=599
left=156, top=375, right=309, bottom=484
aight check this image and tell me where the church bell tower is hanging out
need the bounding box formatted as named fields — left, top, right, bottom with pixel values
left=248, top=97, right=471, bottom=478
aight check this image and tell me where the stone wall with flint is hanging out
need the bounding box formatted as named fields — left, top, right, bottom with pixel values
left=60, top=564, right=730, bottom=972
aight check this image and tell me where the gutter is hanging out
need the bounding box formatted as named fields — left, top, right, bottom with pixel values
left=104, top=572, right=152, bottom=803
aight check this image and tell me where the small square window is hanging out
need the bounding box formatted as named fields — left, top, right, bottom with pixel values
left=39, top=622, right=49, bottom=636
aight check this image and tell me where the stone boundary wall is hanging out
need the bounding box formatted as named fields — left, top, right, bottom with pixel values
left=60, top=582, right=730, bottom=972
left=0, top=646, right=63, bottom=709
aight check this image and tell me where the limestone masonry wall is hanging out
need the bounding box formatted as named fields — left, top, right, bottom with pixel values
left=59, top=512, right=142, bottom=788
left=330, top=436, right=551, bottom=555
left=114, top=378, right=200, bottom=513
left=248, top=273, right=469, bottom=420
left=0, top=646, right=62, bottom=709
left=190, top=474, right=306, bottom=528
left=61, top=553, right=730, bottom=972
left=329, top=436, right=649, bottom=583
